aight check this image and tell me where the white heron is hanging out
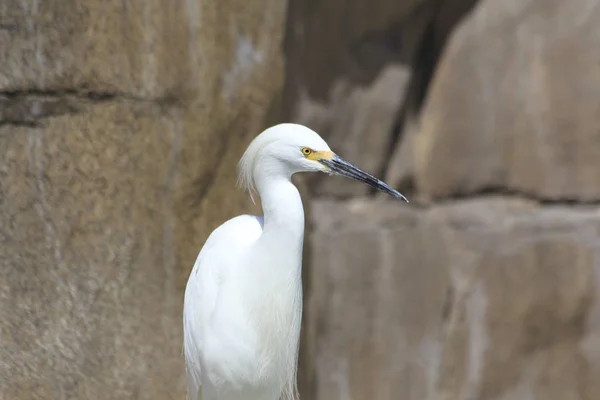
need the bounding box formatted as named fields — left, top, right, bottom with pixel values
left=183, top=123, right=408, bottom=400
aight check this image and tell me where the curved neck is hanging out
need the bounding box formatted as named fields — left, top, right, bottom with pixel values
left=256, top=175, right=305, bottom=238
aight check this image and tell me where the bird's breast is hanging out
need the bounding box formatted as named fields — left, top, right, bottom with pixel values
left=208, top=246, right=304, bottom=384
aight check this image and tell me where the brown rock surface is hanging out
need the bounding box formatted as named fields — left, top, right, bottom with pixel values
left=283, top=0, right=426, bottom=102
left=0, top=1, right=287, bottom=399
left=306, top=198, right=600, bottom=400
left=290, top=0, right=600, bottom=399
left=414, top=0, right=600, bottom=202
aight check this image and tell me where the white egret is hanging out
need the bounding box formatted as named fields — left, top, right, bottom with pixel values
left=183, top=123, right=408, bottom=400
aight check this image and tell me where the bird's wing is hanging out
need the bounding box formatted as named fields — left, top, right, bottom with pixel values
left=183, top=214, right=264, bottom=400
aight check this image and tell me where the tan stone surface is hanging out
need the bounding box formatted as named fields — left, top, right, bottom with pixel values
left=414, top=0, right=600, bottom=201
left=0, top=0, right=285, bottom=99
left=306, top=198, right=600, bottom=400
left=0, top=0, right=287, bottom=399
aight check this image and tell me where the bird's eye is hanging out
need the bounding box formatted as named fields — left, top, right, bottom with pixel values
left=301, top=147, right=313, bottom=156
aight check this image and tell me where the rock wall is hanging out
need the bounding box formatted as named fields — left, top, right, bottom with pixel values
left=307, top=198, right=600, bottom=400
left=0, top=1, right=287, bottom=399
left=287, top=0, right=600, bottom=399
left=413, top=0, right=600, bottom=203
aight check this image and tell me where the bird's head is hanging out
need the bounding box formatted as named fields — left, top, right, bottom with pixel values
left=238, top=123, right=408, bottom=202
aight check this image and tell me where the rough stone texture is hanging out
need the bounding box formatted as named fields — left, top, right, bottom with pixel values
left=306, top=198, right=600, bottom=400
left=0, top=0, right=283, bottom=99
left=414, top=0, right=600, bottom=202
left=0, top=1, right=287, bottom=399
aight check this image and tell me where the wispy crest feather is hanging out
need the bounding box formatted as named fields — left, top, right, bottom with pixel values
left=237, top=127, right=285, bottom=204
left=237, top=139, right=259, bottom=203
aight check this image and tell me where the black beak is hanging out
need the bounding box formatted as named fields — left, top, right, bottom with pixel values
left=320, top=154, right=409, bottom=202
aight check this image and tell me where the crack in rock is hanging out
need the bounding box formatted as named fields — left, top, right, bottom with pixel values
left=0, top=89, right=177, bottom=127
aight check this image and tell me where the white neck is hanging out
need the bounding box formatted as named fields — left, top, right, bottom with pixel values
left=248, top=171, right=304, bottom=397
left=256, top=174, right=305, bottom=248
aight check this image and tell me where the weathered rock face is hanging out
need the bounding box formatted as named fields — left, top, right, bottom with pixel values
left=414, top=0, right=600, bottom=202
left=0, top=1, right=287, bottom=399
left=287, top=0, right=600, bottom=399
left=307, top=198, right=600, bottom=400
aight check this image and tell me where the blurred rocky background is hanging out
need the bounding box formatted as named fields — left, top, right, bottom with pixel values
left=288, top=0, right=600, bottom=399
left=1, top=0, right=600, bottom=399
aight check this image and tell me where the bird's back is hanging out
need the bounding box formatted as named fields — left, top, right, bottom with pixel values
left=183, top=214, right=264, bottom=400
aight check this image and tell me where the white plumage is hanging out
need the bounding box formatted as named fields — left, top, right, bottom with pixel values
left=183, top=123, right=407, bottom=400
